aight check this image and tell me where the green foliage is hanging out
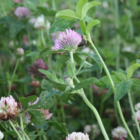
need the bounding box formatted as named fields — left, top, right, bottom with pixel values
left=67, top=61, right=76, bottom=78
left=49, top=19, right=75, bottom=33
left=127, top=63, right=140, bottom=79
left=114, top=81, right=133, bottom=101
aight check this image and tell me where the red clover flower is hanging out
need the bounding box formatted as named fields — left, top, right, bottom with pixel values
left=54, top=29, right=82, bottom=51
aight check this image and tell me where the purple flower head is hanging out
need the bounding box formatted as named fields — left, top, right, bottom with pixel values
left=54, top=29, right=82, bottom=51
left=28, top=59, right=48, bottom=78
left=14, top=6, right=30, bottom=18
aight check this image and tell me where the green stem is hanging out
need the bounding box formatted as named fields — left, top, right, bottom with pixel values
left=8, top=59, right=19, bottom=96
left=9, top=120, right=22, bottom=140
left=81, top=93, right=110, bottom=140
left=41, top=30, right=46, bottom=47
left=88, top=33, right=135, bottom=140
left=52, top=0, right=56, bottom=10
left=128, top=91, right=140, bottom=136
left=20, top=117, right=25, bottom=140
left=70, top=52, right=109, bottom=140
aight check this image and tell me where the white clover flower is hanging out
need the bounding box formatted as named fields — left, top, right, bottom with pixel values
left=112, top=126, right=127, bottom=140
left=66, top=132, right=90, bottom=140
left=14, top=7, right=30, bottom=18
left=0, top=131, right=4, bottom=140
left=135, top=103, right=140, bottom=111
left=132, top=110, right=140, bottom=124
left=84, top=124, right=100, bottom=137
left=34, top=15, right=50, bottom=30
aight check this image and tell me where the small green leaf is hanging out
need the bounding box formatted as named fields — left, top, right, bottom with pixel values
left=29, top=93, right=54, bottom=110
left=103, top=88, right=113, bottom=102
left=83, top=15, right=93, bottom=23
left=39, top=69, right=61, bottom=83
left=34, top=121, right=49, bottom=130
left=26, top=51, right=40, bottom=57
left=29, top=110, right=45, bottom=125
left=19, top=96, right=37, bottom=108
left=114, top=81, right=133, bottom=101
left=76, top=0, right=88, bottom=17
left=49, top=19, right=75, bottom=33
left=79, top=20, right=86, bottom=33
left=77, top=52, right=102, bottom=72
left=41, top=88, right=63, bottom=98
left=82, top=1, right=101, bottom=19
left=41, top=79, right=67, bottom=91
left=86, top=20, right=100, bottom=33
left=67, top=61, right=76, bottom=78
left=127, top=63, right=140, bottom=79
left=56, top=9, right=80, bottom=20
left=74, top=77, right=100, bottom=91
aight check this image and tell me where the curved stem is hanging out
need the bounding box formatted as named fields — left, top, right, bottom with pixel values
left=9, top=120, right=22, bottom=140
left=70, top=52, right=109, bottom=140
left=8, top=59, right=19, bottom=96
left=88, top=33, right=135, bottom=140
left=128, top=91, right=140, bottom=136
left=81, top=93, right=110, bottom=140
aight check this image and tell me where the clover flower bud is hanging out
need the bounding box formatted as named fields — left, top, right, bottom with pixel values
left=112, top=126, right=127, bottom=140
left=30, top=80, right=41, bottom=87
left=84, top=124, right=100, bottom=138
left=66, top=132, right=90, bottom=140
left=54, top=29, right=82, bottom=51
left=0, top=96, right=18, bottom=120
left=28, top=59, right=48, bottom=78
left=16, top=48, right=24, bottom=56
left=64, top=76, right=75, bottom=88
left=0, top=131, right=4, bottom=140
left=14, top=7, right=30, bottom=18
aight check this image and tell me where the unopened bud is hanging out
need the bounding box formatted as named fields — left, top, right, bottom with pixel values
left=64, top=76, right=74, bottom=88
left=16, top=48, right=24, bottom=57
left=30, top=80, right=41, bottom=87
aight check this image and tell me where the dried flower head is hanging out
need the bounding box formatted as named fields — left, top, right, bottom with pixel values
left=30, top=80, right=41, bottom=87
left=66, top=132, right=90, bottom=140
left=0, top=131, right=4, bottom=140
left=0, top=96, right=18, bottom=121
left=28, top=59, right=48, bottom=78
left=112, top=126, right=127, bottom=140
left=84, top=124, right=100, bottom=138
left=14, top=7, right=30, bottom=18
left=54, top=29, right=82, bottom=51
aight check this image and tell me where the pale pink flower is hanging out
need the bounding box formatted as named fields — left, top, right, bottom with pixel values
left=22, top=35, right=29, bottom=46
left=112, top=126, right=127, bottom=140
left=14, top=7, right=30, bottom=18
left=14, top=0, right=20, bottom=3
left=16, top=48, right=24, bottom=56
left=66, top=132, right=90, bottom=140
left=54, top=29, right=82, bottom=51
left=0, top=96, right=18, bottom=120
left=84, top=124, right=100, bottom=137
left=132, top=110, right=140, bottom=124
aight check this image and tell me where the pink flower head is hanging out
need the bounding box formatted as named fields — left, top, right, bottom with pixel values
left=112, top=126, right=127, bottom=140
left=0, top=95, right=18, bottom=120
left=28, top=59, right=48, bottom=78
left=14, top=0, right=20, bottom=3
left=40, top=109, right=53, bottom=120
left=14, top=7, right=30, bottom=18
left=54, top=29, right=82, bottom=51
left=66, top=132, right=90, bottom=140
left=16, top=48, right=24, bottom=56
